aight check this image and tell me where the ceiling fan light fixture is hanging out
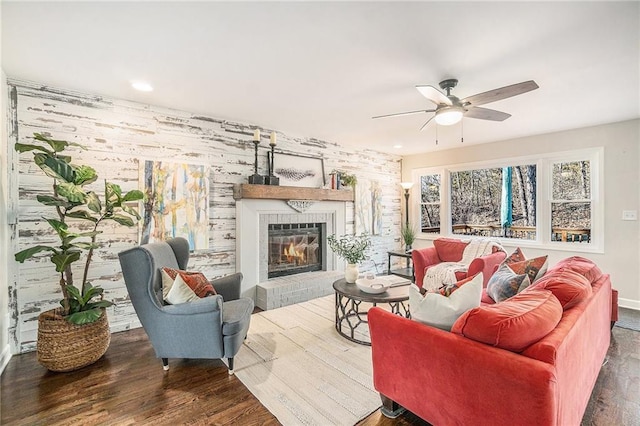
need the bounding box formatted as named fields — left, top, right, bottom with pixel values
left=434, top=107, right=464, bottom=126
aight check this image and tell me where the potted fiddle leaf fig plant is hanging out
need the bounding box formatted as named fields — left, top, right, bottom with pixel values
left=14, top=133, right=144, bottom=372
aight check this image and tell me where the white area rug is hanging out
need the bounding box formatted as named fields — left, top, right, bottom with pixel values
left=233, top=295, right=381, bottom=425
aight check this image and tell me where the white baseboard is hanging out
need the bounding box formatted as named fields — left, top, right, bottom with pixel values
left=618, top=297, right=640, bottom=311
left=0, top=344, right=12, bottom=376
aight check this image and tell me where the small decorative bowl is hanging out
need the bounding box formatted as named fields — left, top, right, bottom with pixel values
left=355, top=278, right=391, bottom=294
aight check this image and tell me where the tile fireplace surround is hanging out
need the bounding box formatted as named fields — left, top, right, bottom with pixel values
left=236, top=197, right=348, bottom=309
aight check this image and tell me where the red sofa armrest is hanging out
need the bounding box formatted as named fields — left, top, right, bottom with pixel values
left=467, top=250, right=507, bottom=287
left=412, top=247, right=440, bottom=288
left=368, top=307, right=557, bottom=426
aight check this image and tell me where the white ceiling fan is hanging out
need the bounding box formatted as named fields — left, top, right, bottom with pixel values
left=373, top=79, right=539, bottom=130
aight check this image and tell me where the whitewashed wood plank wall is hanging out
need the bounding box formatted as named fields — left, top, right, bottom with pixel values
left=6, top=80, right=402, bottom=353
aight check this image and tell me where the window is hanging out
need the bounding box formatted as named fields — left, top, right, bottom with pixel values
left=420, top=174, right=440, bottom=233
left=550, top=160, right=591, bottom=243
left=412, top=148, right=602, bottom=252
left=449, top=165, right=536, bottom=240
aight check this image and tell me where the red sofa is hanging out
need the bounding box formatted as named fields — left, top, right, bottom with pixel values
left=412, top=238, right=506, bottom=288
left=369, top=256, right=618, bottom=425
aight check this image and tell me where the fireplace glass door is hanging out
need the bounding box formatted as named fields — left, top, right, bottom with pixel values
left=268, top=223, right=323, bottom=278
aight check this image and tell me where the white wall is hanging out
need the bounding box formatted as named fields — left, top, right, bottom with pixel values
left=6, top=80, right=402, bottom=353
left=402, top=119, right=640, bottom=309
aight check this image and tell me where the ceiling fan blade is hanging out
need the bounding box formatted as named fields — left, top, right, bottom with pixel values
left=415, top=85, right=452, bottom=106
left=464, top=106, right=511, bottom=121
left=372, top=109, right=435, bottom=119
left=461, top=80, right=539, bottom=107
left=419, top=115, right=435, bottom=131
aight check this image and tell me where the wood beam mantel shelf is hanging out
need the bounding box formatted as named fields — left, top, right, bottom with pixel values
left=233, top=184, right=355, bottom=202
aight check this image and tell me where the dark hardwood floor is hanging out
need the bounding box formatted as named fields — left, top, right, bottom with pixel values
left=2, top=325, right=638, bottom=425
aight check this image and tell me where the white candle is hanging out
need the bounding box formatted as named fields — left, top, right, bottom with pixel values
left=253, top=129, right=260, bottom=142
left=270, top=131, right=277, bottom=146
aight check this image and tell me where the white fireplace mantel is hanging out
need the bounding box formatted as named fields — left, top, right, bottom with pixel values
left=236, top=198, right=347, bottom=300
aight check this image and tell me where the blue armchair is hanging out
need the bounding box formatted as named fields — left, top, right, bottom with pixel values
left=118, top=238, right=253, bottom=374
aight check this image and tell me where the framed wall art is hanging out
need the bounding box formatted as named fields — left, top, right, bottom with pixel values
left=140, top=160, right=210, bottom=250
left=268, top=152, right=325, bottom=188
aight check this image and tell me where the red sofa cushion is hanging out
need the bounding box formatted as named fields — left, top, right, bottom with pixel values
left=451, top=289, right=563, bottom=352
left=529, top=268, right=592, bottom=310
left=433, top=238, right=468, bottom=262
left=550, top=256, right=603, bottom=284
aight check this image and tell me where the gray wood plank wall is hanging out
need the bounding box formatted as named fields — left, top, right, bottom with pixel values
left=6, top=80, right=402, bottom=353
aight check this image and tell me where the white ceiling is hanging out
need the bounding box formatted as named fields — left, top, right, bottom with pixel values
left=2, top=1, right=639, bottom=155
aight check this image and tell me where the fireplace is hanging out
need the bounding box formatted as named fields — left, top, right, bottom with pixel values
left=268, top=223, right=324, bottom=278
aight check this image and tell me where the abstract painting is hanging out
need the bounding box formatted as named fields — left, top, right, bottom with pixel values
left=356, top=178, right=382, bottom=235
left=141, top=160, right=209, bottom=250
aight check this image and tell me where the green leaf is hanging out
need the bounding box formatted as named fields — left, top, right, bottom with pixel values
left=44, top=217, right=68, bottom=234
left=85, top=192, right=101, bottom=213
left=105, top=182, right=122, bottom=204
left=74, top=165, right=98, bottom=186
left=121, top=205, right=141, bottom=220
left=70, top=242, right=99, bottom=250
left=122, top=190, right=144, bottom=202
left=66, top=210, right=98, bottom=223
left=33, top=133, right=69, bottom=153
left=108, top=214, right=135, bottom=227
left=57, top=155, right=72, bottom=163
left=65, top=285, right=82, bottom=302
left=14, top=142, right=53, bottom=154
left=66, top=308, right=103, bottom=325
left=34, top=153, right=75, bottom=182
left=86, top=300, right=114, bottom=309
left=51, top=251, right=81, bottom=272
left=36, top=195, right=71, bottom=208
left=14, top=245, right=58, bottom=262
left=57, top=182, right=87, bottom=203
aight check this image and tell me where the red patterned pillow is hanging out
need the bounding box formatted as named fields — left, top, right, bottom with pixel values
left=508, top=255, right=548, bottom=283
left=162, top=267, right=216, bottom=298
left=437, top=273, right=479, bottom=297
left=503, top=248, right=526, bottom=265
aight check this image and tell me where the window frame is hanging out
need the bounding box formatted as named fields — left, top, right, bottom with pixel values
left=410, top=147, right=604, bottom=253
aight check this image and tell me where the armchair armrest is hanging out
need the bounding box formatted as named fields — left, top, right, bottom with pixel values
left=412, top=247, right=440, bottom=288
left=467, top=250, right=507, bottom=287
left=211, top=272, right=243, bottom=301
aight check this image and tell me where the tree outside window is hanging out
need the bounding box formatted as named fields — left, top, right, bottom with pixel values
left=551, top=161, right=591, bottom=243
left=420, top=174, right=440, bottom=233
left=449, top=165, right=536, bottom=240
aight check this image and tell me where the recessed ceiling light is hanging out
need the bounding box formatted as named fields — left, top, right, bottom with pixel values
left=131, top=81, right=153, bottom=92
left=393, top=144, right=402, bottom=149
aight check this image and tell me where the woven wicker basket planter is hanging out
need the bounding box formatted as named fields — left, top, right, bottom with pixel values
left=37, top=308, right=111, bottom=372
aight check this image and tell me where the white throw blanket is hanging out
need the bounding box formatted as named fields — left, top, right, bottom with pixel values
left=422, top=239, right=504, bottom=292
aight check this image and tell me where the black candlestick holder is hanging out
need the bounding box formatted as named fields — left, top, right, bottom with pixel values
left=265, top=144, right=280, bottom=185
left=248, top=140, right=265, bottom=184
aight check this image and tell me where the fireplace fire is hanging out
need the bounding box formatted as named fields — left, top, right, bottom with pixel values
left=268, top=223, right=323, bottom=278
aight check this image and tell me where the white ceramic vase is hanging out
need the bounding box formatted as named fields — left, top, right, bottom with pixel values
left=345, top=263, right=359, bottom=283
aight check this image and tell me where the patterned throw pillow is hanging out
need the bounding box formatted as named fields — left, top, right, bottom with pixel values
left=508, top=255, right=548, bottom=283
left=437, top=274, right=478, bottom=297
left=503, top=247, right=526, bottom=265
left=486, top=263, right=531, bottom=302
left=161, top=267, right=216, bottom=304
left=409, top=273, right=483, bottom=331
